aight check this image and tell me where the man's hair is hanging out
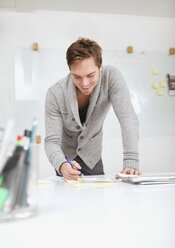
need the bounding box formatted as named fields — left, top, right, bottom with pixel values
left=66, top=38, right=102, bottom=69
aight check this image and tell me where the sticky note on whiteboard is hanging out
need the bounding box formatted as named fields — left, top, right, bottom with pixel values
left=152, top=82, right=159, bottom=89
left=152, top=68, right=159, bottom=75
left=160, top=81, right=167, bottom=87
left=157, top=89, right=164, bottom=96
left=130, top=93, right=135, bottom=99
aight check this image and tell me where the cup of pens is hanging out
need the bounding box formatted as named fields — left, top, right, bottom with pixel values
left=0, top=118, right=39, bottom=221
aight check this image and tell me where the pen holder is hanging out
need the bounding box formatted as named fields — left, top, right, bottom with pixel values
left=0, top=140, right=40, bottom=222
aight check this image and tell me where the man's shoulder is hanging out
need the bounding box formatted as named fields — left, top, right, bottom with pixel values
left=46, top=73, right=71, bottom=102
left=50, top=73, right=71, bottom=92
left=101, top=65, right=123, bottom=86
left=102, top=65, right=121, bottom=75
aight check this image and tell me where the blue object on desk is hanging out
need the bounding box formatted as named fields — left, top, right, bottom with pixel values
left=66, top=157, right=82, bottom=176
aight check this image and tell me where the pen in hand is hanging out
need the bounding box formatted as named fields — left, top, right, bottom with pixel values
left=66, top=157, right=82, bottom=176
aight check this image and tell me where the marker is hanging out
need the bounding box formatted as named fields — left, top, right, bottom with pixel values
left=66, top=157, right=82, bottom=176
left=20, top=118, right=37, bottom=206
left=3, top=147, right=27, bottom=213
left=0, top=188, right=9, bottom=212
left=0, top=176, right=3, bottom=186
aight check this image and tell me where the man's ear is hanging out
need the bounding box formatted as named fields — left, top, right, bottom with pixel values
left=99, top=64, right=103, bottom=72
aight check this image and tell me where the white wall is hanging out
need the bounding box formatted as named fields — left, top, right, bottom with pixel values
left=0, top=9, right=175, bottom=177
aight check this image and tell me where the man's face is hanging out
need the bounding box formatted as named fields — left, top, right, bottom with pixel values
left=70, top=57, right=102, bottom=96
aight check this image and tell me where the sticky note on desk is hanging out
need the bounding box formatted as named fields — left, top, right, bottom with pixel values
left=38, top=180, right=52, bottom=184
left=66, top=180, right=79, bottom=184
left=66, top=179, right=117, bottom=189
left=152, top=68, right=159, bottom=75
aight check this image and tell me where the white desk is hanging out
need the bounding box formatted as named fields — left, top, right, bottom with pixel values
left=1, top=178, right=175, bottom=248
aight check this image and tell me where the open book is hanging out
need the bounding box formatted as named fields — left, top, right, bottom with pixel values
left=117, top=173, right=175, bottom=185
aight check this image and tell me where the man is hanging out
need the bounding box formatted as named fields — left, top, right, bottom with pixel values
left=45, top=38, right=141, bottom=180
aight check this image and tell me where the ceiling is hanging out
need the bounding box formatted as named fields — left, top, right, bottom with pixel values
left=0, top=0, right=175, bottom=18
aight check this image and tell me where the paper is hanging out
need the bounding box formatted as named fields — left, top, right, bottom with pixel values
left=40, top=176, right=65, bottom=182
left=120, top=173, right=175, bottom=185
left=117, top=173, right=138, bottom=179
left=157, top=89, right=164, bottom=96
left=152, top=82, right=159, bottom=89
left=66, top=176, right=118, bottom=189
left=38, top=180, right=52, bottom=184
left=152, top=68, right=159, bottom=75
left=73, top=183, right=117, bottom=189
left=160, top=81, right=167, bottom=87
left=130, top=93, right=135, bottom=99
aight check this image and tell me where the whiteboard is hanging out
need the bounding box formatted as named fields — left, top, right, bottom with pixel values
left=15, top=48, right=175, bottom=138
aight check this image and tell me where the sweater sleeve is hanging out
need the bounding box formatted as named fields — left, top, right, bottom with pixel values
left=44, top=88, right=66, bottom=175
left=108, top=66, right=139, bottom=169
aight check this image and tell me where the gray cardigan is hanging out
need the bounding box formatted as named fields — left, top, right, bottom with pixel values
left=45, top=65, right=139, bottom=174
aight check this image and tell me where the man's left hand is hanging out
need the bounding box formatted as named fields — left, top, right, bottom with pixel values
left=115, top=167, right=142, bottom=179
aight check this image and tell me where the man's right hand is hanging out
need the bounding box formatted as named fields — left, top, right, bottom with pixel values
left=60, top=160, right=82, bottom=180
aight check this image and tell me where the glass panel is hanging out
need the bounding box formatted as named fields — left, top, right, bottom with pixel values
left=15, top=48, right=175, bottom=137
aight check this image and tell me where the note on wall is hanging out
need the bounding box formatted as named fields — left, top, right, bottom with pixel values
left=152, top=82, right=159, bottom=89
left=157, top=89, right=164, bottom=96
left=15, top=49, right=175, bottom=137
left=152, top=68, right=159, bottom=75
left=160, top=81, right=167, bottom=87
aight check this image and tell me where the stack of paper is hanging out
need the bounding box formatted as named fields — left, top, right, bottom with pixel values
left=117, top=173, right=175, bottom=185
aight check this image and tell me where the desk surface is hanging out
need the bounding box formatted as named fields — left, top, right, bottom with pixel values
left=1, top=177, right=175, bottom=248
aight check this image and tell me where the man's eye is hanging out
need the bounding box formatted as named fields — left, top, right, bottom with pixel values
left=88, top=74, right=94, bottom=78
left=75, top=76, right=80, bottom=79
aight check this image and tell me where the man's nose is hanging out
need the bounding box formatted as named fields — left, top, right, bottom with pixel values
left=81, top=79, right=89, bottom=87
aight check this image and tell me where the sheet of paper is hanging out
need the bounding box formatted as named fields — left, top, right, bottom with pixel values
left=152, top=82, right=159, bottom=89
left=121, top=173, right=175, bottom=184
left=38, top=180, right=52, bottom=184
left=152, top=68, right=159, bottom=74
left=130, top=93, right=135, bottom=99
left=73, top=183, right=117, bottom=189
left=66, top=175, right=118, bottom=189
left=39, top=176, right=65, bottom=183
left=116, top=173, right=138, bottom=179
left=77, top=175, right=116, bottom=183
left=160, top=81, right=167, bottom=87
left=157, top=89, right=164, bottom=96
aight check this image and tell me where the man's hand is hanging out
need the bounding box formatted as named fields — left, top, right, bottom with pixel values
left=60, top=160, right=82, bottom=180
left=115, top=167, right=142, bottom=179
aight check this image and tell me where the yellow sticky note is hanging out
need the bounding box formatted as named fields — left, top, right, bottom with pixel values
left=157, top=89, right=164, bottom=96
left=160, top=81, right=167, bottom=87
left=38, top=180, right=52, bottom=184
left=130, top=93, right=135, bottom=99
left=66, top=179, right=117, bottom=189
left=152, top=82, right=159, bottom=89
left=152, top=68, right=159, bottom=75
left=66, top=180, right=78, bottom=184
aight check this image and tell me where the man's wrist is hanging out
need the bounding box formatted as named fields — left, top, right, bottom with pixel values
left=59, top=161, right=67, bottom=175
left=123, top=160, right=139, bottom=170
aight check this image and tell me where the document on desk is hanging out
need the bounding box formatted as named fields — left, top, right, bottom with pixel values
left=117, top=173, right=175, bottom=185
left=66, top=175, right=118, bottom=189
left=38, top=176, right=65, bottom=184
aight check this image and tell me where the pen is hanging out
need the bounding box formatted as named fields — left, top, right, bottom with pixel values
left=66, top=157, right=82, bottom=176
